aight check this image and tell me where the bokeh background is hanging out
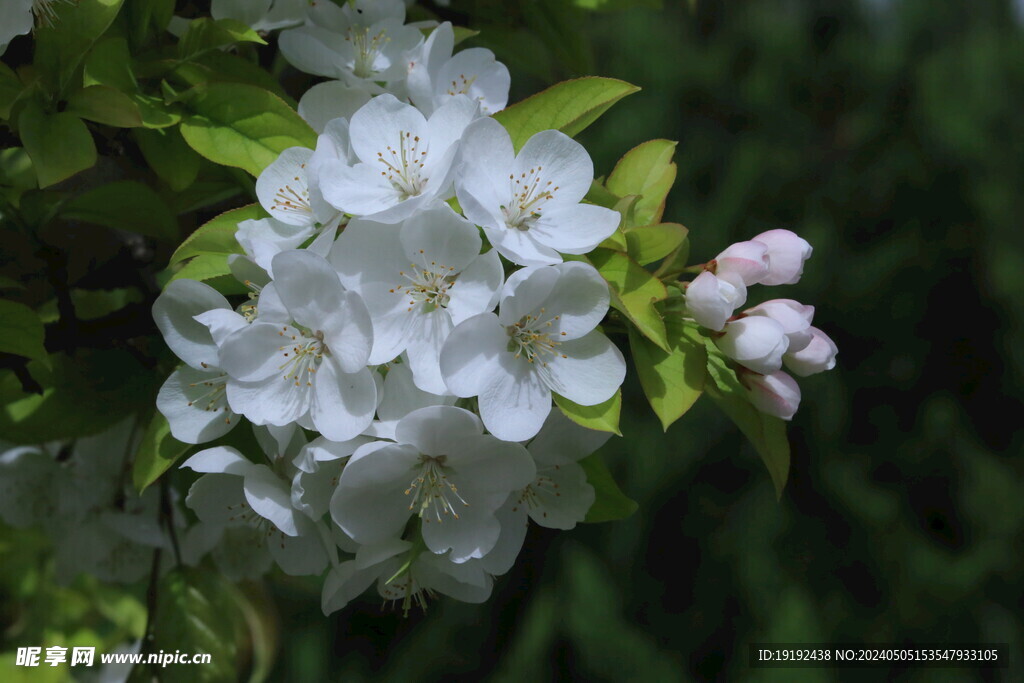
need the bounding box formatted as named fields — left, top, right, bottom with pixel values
left=270, top=0, right=1024, bottom=680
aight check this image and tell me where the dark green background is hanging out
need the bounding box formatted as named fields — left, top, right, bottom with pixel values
left=270, top=0, right=1024, bottom=680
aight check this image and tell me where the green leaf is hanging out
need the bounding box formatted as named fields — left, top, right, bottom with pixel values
left=0, top=300, right=48, bottom=365
left=169, top=204, right=262, bottom=266
left=587, top=248, right=669, bottom=351
left=166, top=254, right=247, bottom=295
left=62, top=181, right=177, bottom=240
left=705, top=347, right=790, bottom=498
left=37, top=288, right=143, bottom=324
left=0, top=62, right=24, bottom=120
left=606, top=139, right=677, bottom=226
left=579, top=453, right=637, bottom=522
left=178, top=18, right=267, bottom=60
left=135, top=569, right=249, bottom=683
left=65, top=85, right=144, bottom=127
left=0, top=148, right=37, bottom=190
left=493, top=77, right=640, bottom=151
left=179, top=83, right=316, bottom=177
left=554, top=390, right=622, bottom=436
left=135, top=93, right=182, bottom=128
left=0, top=276, right=25, bottom=291
left=18, top=102, right=97, bottom=188
left=126, top=0, right=175, bottom=47
left=585, top=179, right=621, bottom=209
left=574, top=0, right=663, bottom=9
left=453, top=27, right=480, bottom=45
left=133, top=127, right=201, bottom=191
left=0, top=351, right=157, bottom=443
left=624, top=222, right=688, bottom=266
left=133, top=410, right=190, bottom=493
left=34, top=0, right=126, bottom=97
left=83, top=37, right=137, bottom=92
left=628, top=318, right=705, bottom=431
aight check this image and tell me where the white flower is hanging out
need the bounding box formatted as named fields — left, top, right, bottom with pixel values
left=278, top=0, right=421, bottom=89
left=685, top=270, right=747, bottom=331
left=713, top=240, right=769, bottom=288
left=256, top=146, right=340, bottom=231
left=331, top=204, right=503, bottom=393
left=218, top=250, right=377, bottom=442
left=509, top=410, right=608, bottom=529
left=317, top=94, right=479, bottom=223
left=153, top=280, right=246, bottom=444
left=291, top=433, right=375, bottom=521
left=211, top=0, right=305, bottom=32
left=784, top=326, right=837, bottom=377
left=330, top=405, right=535, bottom=562
left=406, top=22, right=510, bottom=116
left=298, top=81, right=373, bottom=134
left=752, top=229, right=813, bottom=286
left=715, top=316, right=790, bottom=375
left=361, top=361, right=455, bottom=440
left=182, top=445, right=329, bottom=576
left=455, top=117, right=619, bottom=266
left=744, top=299, right=814, bottom=352
left=440, top=262, right=625, bottom=441
left=739, top=370, right=801, bottom=420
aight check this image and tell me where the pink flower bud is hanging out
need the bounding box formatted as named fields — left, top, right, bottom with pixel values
left=714, top=240, right=769, bottom=287
left=686, top=271, right=746, bottom=331
left=740, top=370, right=801, bottom=420
left=744, top=299, right=814, bottom=352
left=716, top=316, right=789, bottom=375
left=752, top=229, right=812, bottom=286
left=784, top=326, right=837, bottom=377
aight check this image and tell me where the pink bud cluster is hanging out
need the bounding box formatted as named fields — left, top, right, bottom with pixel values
left=685, top=230, right=837, bottom=420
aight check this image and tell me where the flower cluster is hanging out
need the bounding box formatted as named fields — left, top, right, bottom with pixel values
left=154, top=2, right=624, bottom=614
left=684, top=230, right=838, bottom=419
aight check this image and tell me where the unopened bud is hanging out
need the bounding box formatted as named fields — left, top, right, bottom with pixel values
left=784, top=326, right=837, bottom=377
left=716, top=316, right=789, bottom=375
left=686, top=271, right=746, bottom=331
left=744, top=299, right=814, bottom=352
left=740, top=370, right=801, bottom=420
left=752, top=229, right=812, bottom=286
left=715, top=240, right=769, bottom=287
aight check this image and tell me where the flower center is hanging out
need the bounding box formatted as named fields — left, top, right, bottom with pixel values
left=405, top=455, right=468, bottom=523
left=501, top=167, right=559, bottom=231
left=376, top=131, right=429, bottom=200
left=511, top=467, right=563, bottom=519
left=187, top=370, right=232, bottom=424
left=347, top=26, right=390, bottom=79
left=278, top=328, right=328, bottom=388
left=392, top=253, right=457, bottom=312
left=445, top=73, right=478, bottom=97
left=505, top=310, right=568, bottom=365
left=269, top=166, right=312, bottom=219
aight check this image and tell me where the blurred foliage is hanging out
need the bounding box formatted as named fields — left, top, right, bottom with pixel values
left=265, top=0, right=1024, bottom=680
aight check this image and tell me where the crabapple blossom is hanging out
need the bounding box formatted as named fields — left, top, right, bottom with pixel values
left=406, top=22, right=510, bottom=116
left=744, top=299, right=814, bottom=353
left=685, top=270, right=747, bottom=331
left=330, top=204, right=503, bottom=393
left=298, top=81, right=373, bottom=134
left=361, top=361, right=456, bottom=440
left=753, top=229, right=813, bottom=286
left=440, top=262, right=626, bottom=441
left=331, top=406, right=535, bottom=562
left=713, top=240, right=770, bottom=288
left=739, top=369, right=802, bottom=421
left=455, top=117, right=620, bottom=266
left=784, top=326, right=838, bottom=376
left=715, top=315, right=790, bottom=375
left=318, top=94, right=480, bottom=223
left=217, top=250, right=377, bottom=442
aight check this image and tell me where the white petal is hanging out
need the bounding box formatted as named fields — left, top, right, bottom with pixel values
left=479, top=501, right=527, bottom=576
left=349, top=94, right=429, bottom=165
left=311, top=359, right=377, bottom=442
left=279, top=25, right=347, bottom=79
left=219, top=322, right=298, bottom=382
left=433, top=48, right=510, bottom=115
left=256, top=147, right=315, bottom=227
left=438, top=313, right=507, bottom=397
left=524, top=462, right=594, bottom=530
left=321, top=561, right=379, bottom=615
left=376, top=361, right=455, bottom=428
left=243, top=466, right=300, bottom=536
left=394, top=405, right=482, bottom=455
left=497, top=265, right=560, bottom=326
left=180, top=446, right=253, bottom=476
left=157, top=367, right=236, bottom=444
left=446, top=249, right=503, bottom=325
left=543, top=331, right=625, bottom=405
left=331, top=443, right=420, bottom=544
left=319, top=159, right=401, bottom=217
left=270, top=522, right=329, bottom=575
left=425, top=94, right=480, bottom=161
left=478, top=355, right=552, bottom=441
left=153, top=279, right=230, bottom=370
left=298, top=81, right=372, bottom=134
left=420, top=497, right=502, bottom=562
left=400, top=204, right=481, bottom=273
left=485, top=224, right=562, bottom=267
left=534, top=261, right=609, bottom=339
left=514, top=130, right=593, bottom=205
left=529, top=203, right=620, bottom=254
left=405, top=309, right=453, bottom=395
left=193, top=309, right=248, bottom=348
left=226, top=373, right=311, bottom=427
left=528, top=408, right=611, bottom=466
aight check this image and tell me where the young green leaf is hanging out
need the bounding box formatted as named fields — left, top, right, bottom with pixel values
left=0, top=62, right=23, bottom=120
left=628, top=318, right=706, bottom=431
left=606, top=139, right=677, bottom=226
left=178, top=18, right=267, bottom=60
left=179, top=83, right=316, bottom=177
left=554, top=390, right=623, bottom=435
left=83, top=37, right=137, bottom=92
left=133, top=127, right=202, bottom=192
left=704, top=347, right=790, bottom=499
left=65, top=85, right=144, bottom=128
left=579, top=453, right=638, bottom=522
left=133, top=410, right=190, bottom=493
left=18, top=102, right=97, bottom=188
left=588, top=248, right=670, bottom=351
left=0, top=300, right=48, bottom=365
left=169, top=204, right=263, bottom=266
left=62, top=181, right=177, bottom=240
left=493, top=77, right=640, bottom=151
left=624, top=222, right=688, bottom=266
left=33, top=0, right=126, bottom=98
